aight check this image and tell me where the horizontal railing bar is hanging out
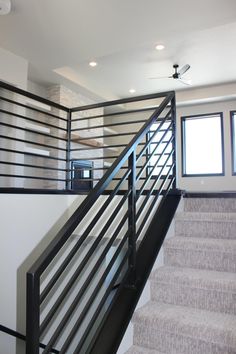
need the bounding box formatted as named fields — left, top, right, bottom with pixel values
left=0, top=174, right=66, bottom=182
left=61, top=165, right=144, bottom=171
left=42, top=220, right=129, bottom=354
left=0, top=160, right=67, bottom=172
left=137, top=114, right=171, bottom=163
left=136, top=163, right=175, bottom=239
left=0, top=106, right=67, bottom=128
left=70, top=140, right=169, bottom=152
left=137, top=139, right=173, bottom=196
left=67, top=175, right=172, bottom=182
left=71, top=91, right=173, bottom=112
left=71, top=131, right=138, bottom=141
left=71, top=118, right=171, bottom=132
left=0, top=80, right=69, bottom=112
left=40, top=169, right=131, bottom=304
left=0, top=135, right=67, bottom=152
left=69, top=152, right=171, bottom=162
left=71, top=106, right=161, bottom=122
left=0, top=121, right=67, bottom=142
left=136, top=152, right=174, bottom=220
left=136, top=131, right=173, bottom=182
left=71, top=246, right=130, bottom=354
left=137, top=135, right=174, bottom=196
left=70, top=156, right=118, bottom=161
left=70, top=144, right=125, bottom=152
left=27, top=92, right=174, bottom=277
left=0, top=147, right=66, bottom=162
left=40, top=191, right=130, bottom=335
left=136, top=110, right=171, bottom=164
left=103, top=188, right=173, bottom=196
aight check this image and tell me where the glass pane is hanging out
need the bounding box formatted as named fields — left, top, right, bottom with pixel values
left=184, top=115, right=223, bottom=175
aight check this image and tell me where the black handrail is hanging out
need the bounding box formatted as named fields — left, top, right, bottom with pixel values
left=26, top=90, right=175, bottom=354
left=27, top=92, right=174, bottom=275
left=0, top=80, right=69, bottom=112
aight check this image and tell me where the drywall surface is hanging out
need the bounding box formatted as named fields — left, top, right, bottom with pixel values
left=0, top=47, right=28, bottom=89
left=177, top=99, right=236, bottom=191
left=0, top=192, right=163, bottom=353
left=0, top=194, right=85, bottom=354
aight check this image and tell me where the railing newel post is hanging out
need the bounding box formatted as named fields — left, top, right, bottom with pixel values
left=127, top=148, right=137, bottom=287
left=66, top=110, right=72, bottom=191
left=171, top=94, right=177, bottom=189
left=26, top=272, right=40, bottom=354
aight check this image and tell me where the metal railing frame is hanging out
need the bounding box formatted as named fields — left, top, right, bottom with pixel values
left=24, top=90, right=176, bottom=354
left=0, top=81, right=176, bottom=353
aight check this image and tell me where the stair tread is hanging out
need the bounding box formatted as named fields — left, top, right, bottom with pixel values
left=184, top=198, right=236, bottom=213
left=176, top=211, right=236, bottom=221
left=125, top=345, right=165, bottom=354
left=164, top=236, right=236, bottom=253
left=133, top=302, right=236, bottom=348
left=151, top=266, right=236, bottom=292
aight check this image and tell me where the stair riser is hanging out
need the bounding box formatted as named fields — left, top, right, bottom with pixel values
left=164, top=248, right=236, bottom=272
left=175, top=220, right=236, bottom=239
left=184, top=198, right=236, bottom=213
left=150, top=282, right=236, bottom=315
left=133, top=323, right=235, bottom=354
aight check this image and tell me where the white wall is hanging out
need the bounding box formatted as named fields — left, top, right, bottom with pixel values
left=0, top=47, right=28, bottom=89
left=176, top=99, right=236, bottom=191
left=0, top=194, right=85, bottom=354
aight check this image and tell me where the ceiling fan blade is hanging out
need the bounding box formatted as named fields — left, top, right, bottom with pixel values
left=148, top=76, right=172, bottom=80
left=178, top=78, right=192, bottom=86
left=178, top=64, right=190, bottom=76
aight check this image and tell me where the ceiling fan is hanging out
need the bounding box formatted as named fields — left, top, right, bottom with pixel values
left=149, top=64, right=191, bottom=85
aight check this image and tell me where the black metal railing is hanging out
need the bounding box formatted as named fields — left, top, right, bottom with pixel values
left=25, top=90, right=176, bottom=353
left=0, top=80, right=70, bottom=190
left=0, top=80, right=174, bottom=193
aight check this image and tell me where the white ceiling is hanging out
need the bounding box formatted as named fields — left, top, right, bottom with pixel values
left=0, top=0, right=236, bottom=100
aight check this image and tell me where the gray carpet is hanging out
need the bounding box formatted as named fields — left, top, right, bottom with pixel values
left=125, top=197, right=236, bottom=354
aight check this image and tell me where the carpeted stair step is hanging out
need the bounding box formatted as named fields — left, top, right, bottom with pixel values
left=175, top=212, right=236, bottom=239
left=164, top=236, right=236, bottom=272
left=150, top=266, right=236, bottom=315
left=125, top=345, right=165, bottom=354
left=184, top=197, right=236, bottom=213
left=132, top=302, right=236, bottom=354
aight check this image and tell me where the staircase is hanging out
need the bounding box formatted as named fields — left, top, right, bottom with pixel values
left=126, top=197, right=236, bottom=354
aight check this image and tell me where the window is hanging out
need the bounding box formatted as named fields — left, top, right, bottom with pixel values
left=181, top=113, right=224, bottom=176
left=231, top=111, right=236, bottom=175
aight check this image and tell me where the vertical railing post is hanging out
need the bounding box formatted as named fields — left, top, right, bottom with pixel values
left=66, top=110, right=72, bottom=190
left=171, top=94, right=177, bottom=189
left=127, top=149, right=137, bottom=286
left=26, top=272, right=40, bottom=354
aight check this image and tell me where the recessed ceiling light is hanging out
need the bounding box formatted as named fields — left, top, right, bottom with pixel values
left=155, top=44, right=165, bottom=51
left=89, top=61, right=97, bottom=67
left=129, top=89, right=136, bottom=94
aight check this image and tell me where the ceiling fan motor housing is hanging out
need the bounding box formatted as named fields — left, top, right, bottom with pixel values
left=173, top=64, right=179, bottom=79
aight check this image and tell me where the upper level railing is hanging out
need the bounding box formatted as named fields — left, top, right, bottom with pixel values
left=0, top=80, right=175, bottom=194
left=24, top=89, right=176, bottom=353
left=0, top=80, right=70, bottom=190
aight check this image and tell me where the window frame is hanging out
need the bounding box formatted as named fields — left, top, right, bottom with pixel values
left=230, top=110, right=236, bottom=175
left=181, top=112, right=225, bottom=177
